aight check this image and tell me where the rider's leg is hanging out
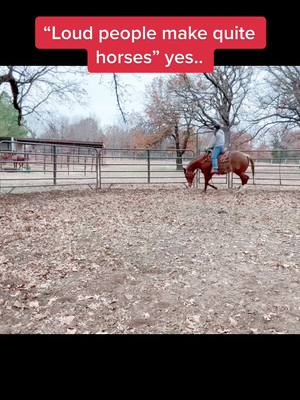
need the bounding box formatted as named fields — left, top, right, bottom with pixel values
left=211, top=146, right=223, bottom=171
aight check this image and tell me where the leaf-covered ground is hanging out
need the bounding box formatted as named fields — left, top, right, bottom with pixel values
left=0, top=186, right=299, bottom=333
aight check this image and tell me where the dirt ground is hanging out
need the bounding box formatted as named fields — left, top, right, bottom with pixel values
left=0, top=186, right=299, bottom=334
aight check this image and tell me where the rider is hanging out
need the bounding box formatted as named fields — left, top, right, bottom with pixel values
left=206, top=124, right=225, bottom=174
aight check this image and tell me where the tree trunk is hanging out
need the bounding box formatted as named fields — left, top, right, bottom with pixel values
left=223, top=126, right=231, bottom=149
left=174, top=124, right=183, bottom=170
left=176, top=151, right=183, bottom=170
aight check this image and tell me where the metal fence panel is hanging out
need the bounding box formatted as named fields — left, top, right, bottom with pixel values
left=1, top=141, right=300, bottom=193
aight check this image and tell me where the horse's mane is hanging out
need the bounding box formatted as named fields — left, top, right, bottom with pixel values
left=186, top=152, right=209, bottom=170
left=195, top=152, right=210, bottom=162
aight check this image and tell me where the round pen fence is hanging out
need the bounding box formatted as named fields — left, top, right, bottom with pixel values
left=1, top=140, right=300, bottom=193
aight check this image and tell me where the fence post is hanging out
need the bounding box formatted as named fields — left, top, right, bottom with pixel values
left=52, top=145, right=57, bottom=185
left=147, top=149, right=151, bottom=184
left=96, top=150, right=101, bottom=189
left=44, top=146, right=46, bottom=174
left=279, top=158, right=282, bottom=185
left=67, top=154, right=70, bottom=175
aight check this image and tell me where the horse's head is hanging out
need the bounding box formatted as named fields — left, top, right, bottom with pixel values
left=183, top=153, right=210, bottom=187
left=183, top=167, right=196, bottom=187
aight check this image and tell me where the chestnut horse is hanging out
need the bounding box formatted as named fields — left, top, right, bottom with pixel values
left=12, top=155, right=27, bottom=169
left=0, top=152, right=28, bottom=169
left=183, top=150, right=255, bottom=191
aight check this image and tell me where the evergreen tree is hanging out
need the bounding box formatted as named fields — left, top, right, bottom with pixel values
left=0, top=92, right=27, bottom=137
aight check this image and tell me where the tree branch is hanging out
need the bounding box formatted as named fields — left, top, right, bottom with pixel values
left=113, top=73, right=127, bottom=124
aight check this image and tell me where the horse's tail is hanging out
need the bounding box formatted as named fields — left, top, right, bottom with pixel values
left=247, top=155, right=255, bottom=184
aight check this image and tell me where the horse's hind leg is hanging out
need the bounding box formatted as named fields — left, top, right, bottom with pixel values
left=240, top=174, right=249, bottom=185
left=236, top=173, right=249, bottom=189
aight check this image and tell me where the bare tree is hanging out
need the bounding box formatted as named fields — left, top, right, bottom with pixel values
left=0, top=66, right=87, bottom=127
left=41, top=116, right=70, bottom=140
left=144, top=76, right=195, bottom=169
left=172, top=67, right=253, bottom=147
left=103, top=125, right=130, bottom=149
left=41, top=115, right=104, bottom=142
left=253, top=67, right=300, bottom=132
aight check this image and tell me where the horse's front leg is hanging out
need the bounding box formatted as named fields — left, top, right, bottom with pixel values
left=204, top=172, right=217, bottom=191
left=208, top=182, right=218, bottom=190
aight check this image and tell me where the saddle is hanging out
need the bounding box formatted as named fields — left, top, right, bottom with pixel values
left=205, top=151, right=232, bottom=174
left=217, top=151, right=231, bottom=173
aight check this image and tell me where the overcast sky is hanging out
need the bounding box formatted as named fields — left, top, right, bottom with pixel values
left=47, top=72, right=162, bottom=127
